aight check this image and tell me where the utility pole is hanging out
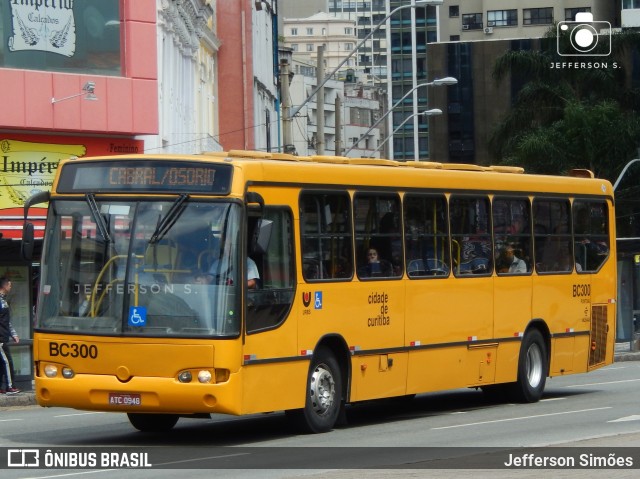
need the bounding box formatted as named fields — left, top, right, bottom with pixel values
left=316, top=46, right=325, bottom=155
left=335, top=95, right=342, bottom=156
left=279, top=59, right=294, bottom=154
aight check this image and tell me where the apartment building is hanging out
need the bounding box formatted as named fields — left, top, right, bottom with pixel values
left=440, top=1, right=619, bottom=42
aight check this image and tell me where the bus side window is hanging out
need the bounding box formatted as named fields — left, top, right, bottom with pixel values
left=450, top=195, right=493, bottom=276
left=493, top=197, right=532, bottom=275
left=354, top=192, right=403, bottom=279
left=246, top=207, right=295, bottom=333
left=534, top=199, right=572, bottom=273
left=573, top=199, right=609, bottom=272
left=404, top=194, right=450, bottom=277
left=300, top=191, right=353, bottom=281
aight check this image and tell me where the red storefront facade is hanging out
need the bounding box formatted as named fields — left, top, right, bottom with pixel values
left=0, top=0, right=158, bottom=388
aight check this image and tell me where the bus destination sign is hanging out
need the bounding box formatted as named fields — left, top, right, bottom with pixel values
left=57, top=160, right=233, bottom=194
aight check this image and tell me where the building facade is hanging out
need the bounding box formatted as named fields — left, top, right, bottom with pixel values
left=0, top=0, right=160, bottom=389
left=144, top=0, right=222, bottom=155
left=439, top=0, right=619, bottom=42
left=217, top=0, right=279, bottom=152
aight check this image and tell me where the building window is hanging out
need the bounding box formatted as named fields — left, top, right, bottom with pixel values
left=0, top=0, right=122, bottom=75
left=523, top=8, right=553, bottom=25
left=307, top=44, right=314, bottom=52
left=623, top=0, right=640, bottom=8
left=462, top=13, right=483, bottom=30
left=345, top=43, right=353, bottom=51
left=450, top=35, right=460, bottom=41
left=291, top=44, right=298, bottom=52
left=345, top=27, right=353, bottom=35
left=291, top=28, right=298, bottom=36
left=565, top=8, right=591, bottom=20
left=306, top=28, right=314, bottom=35
left=449, top=5, right=459, bottom=18
left=487, top=9, right=518, bottom=27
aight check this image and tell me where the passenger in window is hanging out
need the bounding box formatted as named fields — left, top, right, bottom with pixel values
left=497, top=245, right=527, bottom=274
left=359, top=248, right=392, bottom=278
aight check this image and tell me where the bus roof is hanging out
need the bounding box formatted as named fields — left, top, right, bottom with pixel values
left=55, top=151, right=613, bottom=198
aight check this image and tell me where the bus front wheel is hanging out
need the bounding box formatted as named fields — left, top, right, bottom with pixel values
left=288, top=347, right=343, bottom=433
left=127, top=413, right=179, bottom=432
left=510, top=329, right=547, bottom=403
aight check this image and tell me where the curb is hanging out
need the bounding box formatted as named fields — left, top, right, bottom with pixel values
left=2, top=351, right=638, bottom=409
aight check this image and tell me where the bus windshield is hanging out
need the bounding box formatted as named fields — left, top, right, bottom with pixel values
left=36, top=199, right=242, bottom=337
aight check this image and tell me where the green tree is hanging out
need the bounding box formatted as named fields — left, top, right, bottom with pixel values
left=489, top=29, right=640, bottom=182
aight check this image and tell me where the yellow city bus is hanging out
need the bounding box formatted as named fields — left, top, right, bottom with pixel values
left=22, top=151, right=616, bottom=433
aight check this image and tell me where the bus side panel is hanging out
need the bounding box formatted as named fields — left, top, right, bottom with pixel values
left=242, top=316, right=305, bottom=414
left=493, top=275, right=533, bottom=383
left=240, top=361, right=309, bottom=414
left=350, top=353, right=408, bottom=401
left=406, top=348, right=466, bottom=394
left=532, top=274, right=586, bottom=370
left=549, top=336, right=576, bottom=375
left=405, top=276, right=493, bottom=394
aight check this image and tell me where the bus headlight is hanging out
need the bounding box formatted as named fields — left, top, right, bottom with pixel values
left=178, top=371, right=192, bottom=383
left=61, top=367, right=75, bottom=379
left=197, top=370, right=212, bottom=383
left=44, top=364, right=58, bottom=378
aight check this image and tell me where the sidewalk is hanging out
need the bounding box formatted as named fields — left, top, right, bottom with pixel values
left=2, top=343, right=639, bottom=409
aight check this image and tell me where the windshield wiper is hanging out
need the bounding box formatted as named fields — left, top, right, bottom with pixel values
left=86, top=194, right=112, bottom=243
left=149, top=194, right=189, bottom=244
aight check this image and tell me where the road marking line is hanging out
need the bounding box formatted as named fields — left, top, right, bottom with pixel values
left=0, top=418, right=22, bottom=422
left=609, top=415, right=640, bottom=423
left=154, top=452, right=250, bottom=466
left=431, top=407, right=611, bottom=430
left=53, top=412, right=105, bottom=418
left=18, top=470, right=115, bottom=479
left=564, top=378, right=640, bottom=388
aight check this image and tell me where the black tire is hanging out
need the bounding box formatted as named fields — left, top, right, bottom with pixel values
left=287, top=347, right=343, bottom=433
left=127, top=413, right=179, bottom=432
left=509, top=329, right=548, bottom=403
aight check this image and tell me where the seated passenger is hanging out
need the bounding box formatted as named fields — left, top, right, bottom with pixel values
left=497, top=246, right=527, bottom=274
left=358, top=248, right=392, bottom=278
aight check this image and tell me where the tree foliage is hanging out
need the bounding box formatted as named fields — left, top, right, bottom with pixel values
left=489, top=28, right=640, bottom=182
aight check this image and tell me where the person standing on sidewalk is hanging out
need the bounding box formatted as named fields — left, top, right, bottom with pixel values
left=0, top=276, right=20, bottom=395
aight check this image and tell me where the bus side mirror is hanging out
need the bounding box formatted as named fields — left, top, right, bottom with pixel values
left=21, top=190, right=50, bottom=261
left=251, top=219, right=273, bottom=255
left=21, top=222, right=35, bottom=261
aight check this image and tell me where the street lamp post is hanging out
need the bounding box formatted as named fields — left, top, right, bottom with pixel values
left=370, top=109, right=442, bottom=158
left=283, top=0, right=444, bottom=152
left=344, top=76, right=456, bottom=156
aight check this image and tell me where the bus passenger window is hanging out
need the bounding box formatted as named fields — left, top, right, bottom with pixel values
left=300, top=192, right=353, bottom=281
left=533, top=199, right=572, bottom=273
left=403, top=194, right=450, bottom=277
left=450, top=196, right=493, bottom=276
left=573, top=200, right=609, bottom=272
left=354, top=193, right=403, bottom=280
left=493, top=197, right=532, bottom=275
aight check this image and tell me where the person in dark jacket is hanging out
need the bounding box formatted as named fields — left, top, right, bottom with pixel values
left=0, top=276, right=20, bottom=395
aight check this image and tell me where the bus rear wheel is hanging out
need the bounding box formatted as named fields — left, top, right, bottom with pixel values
left=510, top=329, right=547, bottom=403
left=287, top=347, right=343, bottom=433
left=127, top=413, right=179, bottom=432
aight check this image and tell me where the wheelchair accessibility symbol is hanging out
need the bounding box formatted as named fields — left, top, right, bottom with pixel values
left=314, top=291, right=323, bottom=310
left=129, top=306, right=147, bottom=327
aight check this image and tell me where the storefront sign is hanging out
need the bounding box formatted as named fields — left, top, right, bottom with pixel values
left=0, top=134, right=143, bottom=239
left=7, top=0, right=76, bottom=57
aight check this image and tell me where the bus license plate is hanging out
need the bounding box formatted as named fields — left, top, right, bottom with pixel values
left=108, top=393, right=141, bottom=406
